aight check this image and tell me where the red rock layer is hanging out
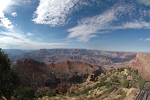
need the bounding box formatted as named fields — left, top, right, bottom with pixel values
left=130, top=53, right=150, bottom=81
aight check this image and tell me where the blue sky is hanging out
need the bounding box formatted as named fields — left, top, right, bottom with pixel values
left=0, top=0, right=150, bottom=52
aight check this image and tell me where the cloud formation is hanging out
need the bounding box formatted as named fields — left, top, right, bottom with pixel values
left=67, top=3, right=150, bottom=42
left=11, top=12, right=17, bottom=17
left=32, top=0, right=88, bottom=27
left=27, top=32, right=34, bottom=36
left=137, top=0, right=150, bottom=6
left=0, top=0, right=14, bottom=29
left=0, top=36, right=68, bottom=50
left=146, top=38, right=150, bottom=41
left=138, top=38, right=143, bottom=41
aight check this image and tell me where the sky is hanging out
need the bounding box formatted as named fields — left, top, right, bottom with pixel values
left=0, top=0, right=150, bottom=52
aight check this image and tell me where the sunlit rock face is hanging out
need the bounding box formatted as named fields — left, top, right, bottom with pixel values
left=130, top=53, right=150, bottom=81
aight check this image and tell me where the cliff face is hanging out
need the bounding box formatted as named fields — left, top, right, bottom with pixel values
left=17, top=49, right=136, bottom=66
left=130, top=53, right=150, bottom=81
left=16, top=59, right=106, bottom=88
left=46, top=60, right=106, bottom=83
left=16, top=59, right=58, bottom=89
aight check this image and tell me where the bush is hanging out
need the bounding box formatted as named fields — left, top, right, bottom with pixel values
left=93, top=81, right=106, bottom=89
left=47, top=92, right=56, bottom=97
left=118, top=67, right=125, bottom=72
left=134, top=70, right=138, bottom=75
left=123, top=80, right=130, bottom=88
left=81, top=86, right=92, bottom=94
left=69, top=91, right=75, bottom=97
left=14, top=86, right=35, bottom=100
left=111, top=76, right=119, bottom=83
left=116, top=92, right=126, bottom=100
left=105, top=82, right=112, bottom=88
left=100, top=76, right=107, bottom=82
left=138, top=76, right=146, bottom=90
left=35, top=93, right=43, bottom=98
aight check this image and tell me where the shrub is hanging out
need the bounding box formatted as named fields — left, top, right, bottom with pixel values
left=100, top=76, right=107, bottom=82
left=47, top=92, right=56, bottom=97
left=35, top=93, right=43, bottom=98
left=116, top=92, right=126, bottom=100
left=88, top=97, right=94, bottom=100
left=118, top=67, right=125, bottom=72
left=93, top=81, right=106, bottom=89
left=105, top=82, right=112, bottom=88
left=15, top=86, right=35, bottom=100
left=111, top=76, right=119, bottom=83
left=123, top=80, right=130, bottom=88
left=134, top=70, right=138, bottom=75
left=138, top=76, right=146, bottom=90
left=81, top=86, right=92, bottom=94
left=69, top=91, right=75, bottom=97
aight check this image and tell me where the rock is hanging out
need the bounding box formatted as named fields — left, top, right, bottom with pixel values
left=87, top=74, right=95, bottom=81
left=130, top=53, right=150, bottom=81
left=15, top=59, right=106, bottom=88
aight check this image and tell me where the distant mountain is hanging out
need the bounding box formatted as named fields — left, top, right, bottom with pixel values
left=17, top=49, right=137, bottom=66
left=14, top=58, right=106, bottom=89
left=130, top=53, right=150, bottom=81
left=2, top=49, right=34, bottom=63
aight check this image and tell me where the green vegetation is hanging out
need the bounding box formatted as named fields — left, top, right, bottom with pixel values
left=100, top=76, right=107, bottom=82
left=111, top=76, right=119, bottom=83
left=122, top=80, right=130, bottom=88
left=105, top=82, right=112, bottom=88
left=116, top=92, right=127, bottom=100
left=93, top=81, right=106, bottom=89
left=138, top=76, right=146, bottom=90
left=134, top=69, right=138, bottom=75
left=118, top=67, right=125, bottom=72
left=0, top=48, right=20, bottom=100
left=47, top=92, right=56, bottom=97
left=14, top=86, right=35, bottom=100
left=74, top=86, right=92, bottom=96
left=35, top=93, right=43, bottom=98
left=69, top=91, right=75, bottom=97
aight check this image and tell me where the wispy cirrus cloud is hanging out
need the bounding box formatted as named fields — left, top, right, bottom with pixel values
left=137, top=0, right=150, bottom=6
left=32, top=0, right=90, bottom=27
left=67, top=3, right=150, bottom=42
left=138, top=38, right=143, bottom=41
left=0, top=36, right=68, bottom=50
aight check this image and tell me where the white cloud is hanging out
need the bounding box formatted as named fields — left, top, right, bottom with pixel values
left=0, top=36, right=68, bottom=50
left=67, top=3, right=150, bottom=42
left=137, top=0, right=150, bottom=6
left=146, top=38, right=150, bottom=41
left=138, top=38, right=143, bottom=41
left=0, top=0, right=14, bottom=29
left=27, top=32, right=34, bottom=36
left=32, top=0, right=89, bottom=27
left=0, top=17, right=13, bottom=28
left=11, top=12, right=17, bottom=17
left=67, top=4, right=132, bottom=41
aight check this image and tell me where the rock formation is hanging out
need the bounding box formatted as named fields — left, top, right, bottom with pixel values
left=17, top=49, right=136, bottom=66
left=15, top=58, right=106, bottom=89
left=130, top=53, right=150, bottom=81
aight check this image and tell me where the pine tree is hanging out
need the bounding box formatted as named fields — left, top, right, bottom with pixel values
left=0, top=48, right=20, bottom=100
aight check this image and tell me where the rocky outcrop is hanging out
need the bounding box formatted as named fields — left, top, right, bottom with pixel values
left=130, top=53, right=150, bottom=81
left=15, top=59, right=106, bottom=89
left=16, top=59, right=58, bottom=89
left=46, top=60, right=106, bottom=83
